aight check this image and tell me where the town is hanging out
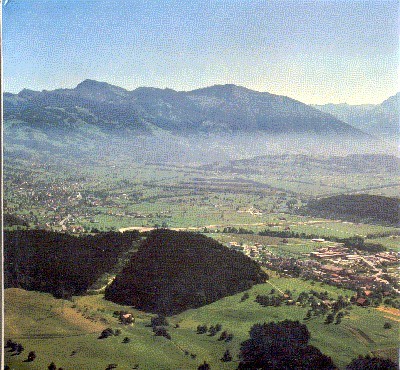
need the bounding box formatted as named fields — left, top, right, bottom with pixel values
left=227, top=240, right=399, bottom=307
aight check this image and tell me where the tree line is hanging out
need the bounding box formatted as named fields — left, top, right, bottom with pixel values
left=4, top=229, right=139, bottom=298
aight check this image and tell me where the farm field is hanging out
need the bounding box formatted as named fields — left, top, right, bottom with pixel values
left=4, top=154, right=400, bottom=233
left=366, top=236, right=400, bottom=252
left=5, top=274, right=399, bottom=370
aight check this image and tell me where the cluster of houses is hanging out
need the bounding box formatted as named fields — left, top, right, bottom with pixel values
left=310, top=245, right=398, bottom=267
left=237, top=207, right=263, bottom=216
left=227, top=240, right=399, bottom=297
left=228, top=241, right=266, bottom=259
left=6, top=173, right=154, bottom=233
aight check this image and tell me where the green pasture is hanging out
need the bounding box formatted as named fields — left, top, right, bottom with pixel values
left=365, top=236, right=400, bottom=252
left=285, top=221, right=399, bottom=239
left=5, top=275, right=399, bottom=370
left=209, top=233, right=325, bottom=258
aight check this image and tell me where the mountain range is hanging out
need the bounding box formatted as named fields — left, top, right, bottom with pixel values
left=312, top=93, right=399, bottom=137
left=4, top=80, right=366, bottom=137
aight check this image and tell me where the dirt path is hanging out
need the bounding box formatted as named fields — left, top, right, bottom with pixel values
left=346, top=325, right=374, bottom=345
left=88, top=276, right=116, bottom=293
left=265, top=280, right=285, bottom=295
left=376, top=306, right=400, bottom=316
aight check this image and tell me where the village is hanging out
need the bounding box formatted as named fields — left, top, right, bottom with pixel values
left=3, top=171, right=159, bottom=233
left=226, top=240, right=399, bottom=306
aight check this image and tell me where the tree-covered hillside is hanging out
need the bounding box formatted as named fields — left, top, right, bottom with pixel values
left=105, top=229, right=268, bottom=315
left=4, top=230, right=139, bottom=297
left=304, top=194, right=400, bottom=225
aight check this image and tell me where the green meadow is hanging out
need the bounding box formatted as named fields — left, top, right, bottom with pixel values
left=5, top=274, right=399, bottom=370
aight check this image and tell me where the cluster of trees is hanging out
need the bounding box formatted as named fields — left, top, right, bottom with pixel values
left=196, top=323, right=233, bottom=342
left=255, top=294, right=284, bottom=307
left=151, top=314, right=169, bottom=328
left=4, top=230, right=139, bottom=298
left=259, top=229, right=322, bottom=239
left=153, top=326, right=171, bottom=340
left=342, top=237, right=386, bottom=253
left=238, top=320, right=336, bottom=369
left=151, top=314, right=171, bottom=339
left=253, top=289, right=352, bottom=326
left=222, top=226, right=254, bottom=234
left=196, top=323, right=222, bottom=336
left=4, top=339, right=24, bottom=355
left=105, top=229, right=268, bottom=315
left=304, top=194, right=400, bottom=225
left=346, top=355, right=398, bottom=370
left=218, top=331, right=234, bottom=342
left=300, top=292, right=350, bottom=323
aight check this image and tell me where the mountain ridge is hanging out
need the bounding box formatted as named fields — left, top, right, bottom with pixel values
left=312, top=93, right=399, bottom=136
left=4, top=80, right=367, bottom=137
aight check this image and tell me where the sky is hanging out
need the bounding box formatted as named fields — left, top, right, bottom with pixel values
left=2, top=0, right=399, bottom=104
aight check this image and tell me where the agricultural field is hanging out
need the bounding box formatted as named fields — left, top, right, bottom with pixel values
left=5, top=154, right=399, bottom=233
left=209, top=233, right=326, bottom=258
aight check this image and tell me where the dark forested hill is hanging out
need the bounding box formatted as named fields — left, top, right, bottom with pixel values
left=4, top=230, right=139, bottom=297
left=4, top=213, right=29, bottom=227
left=105, top=229, right=268, bottom=315
left=304, top=194, right=400, bottom=225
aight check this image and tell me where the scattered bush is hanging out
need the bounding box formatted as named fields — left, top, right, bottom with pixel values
left=153, top=326, right=171, bottom=340
left=198, top=361, right=211, bottom=370
left=99, top=328, right=114, bottom=339
left=105, top=364, right=118, bottom=370
left=383, top=322, right=392, bottom=329
left=197, top=325, right=208, bottom=334
left=27, top=351, right=36, bottom=362
left=221, top=349, right=232, bottom=362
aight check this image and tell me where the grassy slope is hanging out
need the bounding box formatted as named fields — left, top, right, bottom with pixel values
left=5, top=276, right=399, bottom=370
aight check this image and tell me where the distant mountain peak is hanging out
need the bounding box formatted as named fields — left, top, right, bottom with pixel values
left=312, top=92, right=399, bottom=136
left=17, top=88, right=41, bottom=98
left=75, top=79, right=121, bottom=90
left=191, top=83, right=254, bottom=94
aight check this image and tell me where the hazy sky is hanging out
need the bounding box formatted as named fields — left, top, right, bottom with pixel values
left=3, top=0, right=399, bottom=104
